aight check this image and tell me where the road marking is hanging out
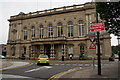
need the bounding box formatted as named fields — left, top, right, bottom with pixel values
left=25, top=66, right=52, bottom=73
left=48, top=67, right=82, bottom=80
left=72, top=64, right=77, bottom=66
left=2, top=74, right=31, bottom=78
left=0, top=63, right=33, bottom=71
left=61, top=64, right=65, bottom=65
left=55, top=64, right=59, bottom=65
left=66, top=64, right=70, bottom=65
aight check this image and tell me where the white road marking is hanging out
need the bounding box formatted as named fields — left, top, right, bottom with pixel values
left=66, top=64, right=70, bottom=65
left=55, top=64, right=59, bottom=65
left=25, top=66, right=52, bottom=73
left=2, top=74, right=31, bottom=78
left=84, top=64, right=89, bottom=66
left=72, top=64, right=77, bottom=66
left=61, top=64, right=65, bottom=65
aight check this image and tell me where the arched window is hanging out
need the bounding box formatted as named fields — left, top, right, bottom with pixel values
left=68, top=21, right=73, bottom=37
left=40, top=25, right=44, bottom=38
left=48, top=24, right=53, bottom=38
left=24, top=29, right=27, bottom=40
left=31, top=26, right=35, bottom=38
left=57, top=22, right=63, bottom=37
left=78, top=20, right=84, bottom=36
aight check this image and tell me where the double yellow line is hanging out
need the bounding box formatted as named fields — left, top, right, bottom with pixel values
left=48, top=67, right=82, bottom=80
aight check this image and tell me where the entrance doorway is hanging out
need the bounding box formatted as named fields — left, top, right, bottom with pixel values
left=44, top=44, right=51, bottom=58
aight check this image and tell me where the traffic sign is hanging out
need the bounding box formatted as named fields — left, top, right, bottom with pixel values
left=89, top=43, right=96, bottom=49
left=89, top=36, right=96, bottom=49
left=90, top=23, right=104, bottom=32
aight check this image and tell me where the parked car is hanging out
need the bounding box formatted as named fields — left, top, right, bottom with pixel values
left=0, top=55, right=5, bottom=59
left=37, top=55, right=50, bottom=65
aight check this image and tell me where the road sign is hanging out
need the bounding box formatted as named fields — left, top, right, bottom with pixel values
left=89, top=43, right=96, bottom=49
left=89, top=36, right=96, bottom=49
left=90, top=23, right=104, bottom=32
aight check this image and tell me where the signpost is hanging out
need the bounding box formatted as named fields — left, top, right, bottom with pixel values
left=89, top=36, right=96, bottom=69
left=90, top=22, right=105, bottom=75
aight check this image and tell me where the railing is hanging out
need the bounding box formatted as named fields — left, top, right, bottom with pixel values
left=31, top=36, right=67, bottom=42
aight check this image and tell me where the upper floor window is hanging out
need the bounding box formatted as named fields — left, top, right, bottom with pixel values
left=68, top=21, right=73, bottom=37
left=48, top=24, right=53, bottom=38
left=57, top=22, right=63, bottom=37
left=31, top=26, right=35, bottom=38
left=24, top=29, right=27, bottom=40
left=40, top=25, right=44, bottom=38
left=78, top=21, right=84, bottom=36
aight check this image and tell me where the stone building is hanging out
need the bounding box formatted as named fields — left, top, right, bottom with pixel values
left=7, top=2, right=111, bottom=60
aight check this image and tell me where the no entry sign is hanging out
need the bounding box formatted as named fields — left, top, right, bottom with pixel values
left=90, top=23, right=104, bottom=32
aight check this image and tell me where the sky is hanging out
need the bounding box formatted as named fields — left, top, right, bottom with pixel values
left=0, top=0, right=118, bottom=46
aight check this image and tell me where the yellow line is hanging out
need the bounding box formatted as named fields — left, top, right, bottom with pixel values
left=0, top=63, right=33, bottom=71
left=48, top=68, right=81, bottom=80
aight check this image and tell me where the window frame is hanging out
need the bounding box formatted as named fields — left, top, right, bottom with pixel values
left=78, top=20, right=84, bottom=36
left=68, top=21, right=73, bottom=37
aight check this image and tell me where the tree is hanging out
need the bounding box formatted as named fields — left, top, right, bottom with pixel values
left=96, top=2, right=120, bottom=36
left=111, top=46, right=118, bottom=55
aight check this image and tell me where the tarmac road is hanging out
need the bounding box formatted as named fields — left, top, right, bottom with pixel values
left=2, top=62, right=85, bottom=80
left=1, top=60, right=117, bottom=80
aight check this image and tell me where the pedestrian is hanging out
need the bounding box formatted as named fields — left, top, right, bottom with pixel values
left=70, top=54, right=72, bottom=60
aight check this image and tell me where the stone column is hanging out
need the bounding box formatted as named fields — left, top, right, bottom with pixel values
left=73, top=43, right=79, bottom=59
left=62, top=44, right=66, bottom=59
left=6, top=44, right=12, bottom=58
left=50, top=44, right=55, bottom=59
left=103, top=39, right=111, bottom=58
left=26, top=45, right=30, bottom=59
left=15, top=44, right=21, bottom=58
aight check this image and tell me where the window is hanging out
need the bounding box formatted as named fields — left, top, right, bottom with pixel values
left=31, top=26, right=35, bottom=38
left=80, top=44, right=85, bottom=58
left=78, top=21, right=84, bottom=36
left=68, top=21, right=73, bottom=37
left=48, top=24, right=53, bottom=38
left=40, top=25, right=44, bottom=38
left=23, top=47, right=26, bottom=54
left=24, top=29, right=27, bottom=40
left=57, top=22, right=63, bottom=37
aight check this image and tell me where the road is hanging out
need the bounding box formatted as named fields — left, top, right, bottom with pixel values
left=1, top=61, right=115, bottom=80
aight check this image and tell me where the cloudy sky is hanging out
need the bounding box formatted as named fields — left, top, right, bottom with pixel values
left=0, top=0, right=118, bottom=46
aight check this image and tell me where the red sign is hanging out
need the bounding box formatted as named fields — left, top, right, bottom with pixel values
left=90, top=23, right=104, bottom=32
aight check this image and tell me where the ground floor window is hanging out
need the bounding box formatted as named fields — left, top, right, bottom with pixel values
left=80, top=44, right=85, bottom=59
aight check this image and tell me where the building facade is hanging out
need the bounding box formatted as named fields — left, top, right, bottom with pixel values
left=7, top=3, right=111, bottom=60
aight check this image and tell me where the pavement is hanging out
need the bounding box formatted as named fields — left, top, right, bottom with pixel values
left=54, top=61, right=119, bottom=80
left=0, top=59, right=32, bottom=70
